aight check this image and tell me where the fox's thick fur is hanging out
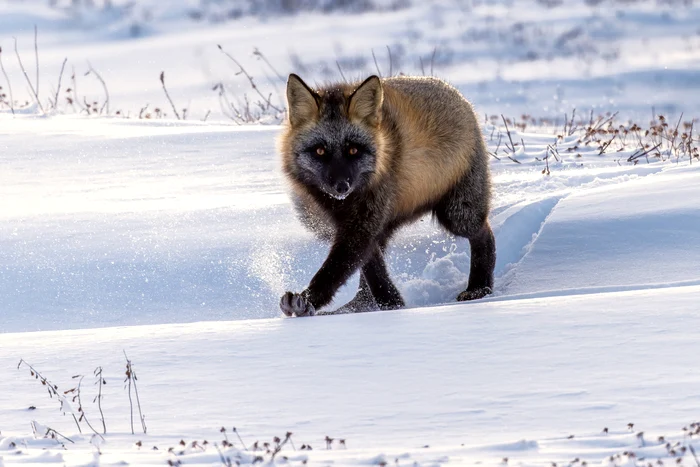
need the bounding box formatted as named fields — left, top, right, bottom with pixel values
left=278, top=74, right=496, bottom=317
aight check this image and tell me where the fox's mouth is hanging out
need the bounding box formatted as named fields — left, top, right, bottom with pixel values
left=326, top=188, right=353, bottom=200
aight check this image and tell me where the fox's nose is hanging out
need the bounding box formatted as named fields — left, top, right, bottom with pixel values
left=335, top=180, right=350, bottom=195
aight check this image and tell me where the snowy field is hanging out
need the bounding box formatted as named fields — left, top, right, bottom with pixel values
left=2, top=0, right=700, bottom=466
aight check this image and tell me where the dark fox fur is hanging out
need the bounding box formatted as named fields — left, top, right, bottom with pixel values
left=278, top=74, right=496, bottom=317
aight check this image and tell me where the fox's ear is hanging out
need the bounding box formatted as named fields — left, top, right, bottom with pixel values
left=349, top=75, right=383, bottom=126
left=286, top=74, right=319, bottom=127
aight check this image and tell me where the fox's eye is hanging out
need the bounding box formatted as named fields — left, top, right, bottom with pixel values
left=315, top=146, right=326, bottom=156
left=348, top=146, right=358, bottom=156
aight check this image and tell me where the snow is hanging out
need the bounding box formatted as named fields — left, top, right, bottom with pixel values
left=501, top=166, right=700, bottom=297
left=2, top=1, right=700, bottom=466
left=2, top=285, right=700, bottom=465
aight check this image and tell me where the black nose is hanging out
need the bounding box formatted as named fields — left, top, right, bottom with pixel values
left=335, top=181, right=350, bottom=194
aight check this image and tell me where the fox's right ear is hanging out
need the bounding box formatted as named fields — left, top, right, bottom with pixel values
left=286, top=74, right=319, bottom=127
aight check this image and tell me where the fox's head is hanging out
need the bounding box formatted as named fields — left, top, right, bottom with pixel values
left=280, top=74, right=384, bottom=200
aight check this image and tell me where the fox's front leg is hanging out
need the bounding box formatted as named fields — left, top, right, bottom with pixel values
left=280, top=230, right=377, bottom=317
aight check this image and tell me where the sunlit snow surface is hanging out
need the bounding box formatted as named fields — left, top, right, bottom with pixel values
left=2, top=116, right=699, bottom=466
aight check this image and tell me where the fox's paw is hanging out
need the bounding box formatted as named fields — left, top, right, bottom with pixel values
left=457, top=287, right=493, bottom=302
left=280, top=292, right=316, bottom=317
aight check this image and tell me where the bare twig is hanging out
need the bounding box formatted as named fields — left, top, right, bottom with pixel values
left=547, top=144, right=561, bottom=162
left=123, top=351, right=147, bottom=434
left=543, top=150, right=550, bottom=175
left=202, top=109, right=211, bottom=122
left=419, top=56, right=425, bottom=76
left=217, top=44, right=282, bottom=113
left=598, top=133, right=617, bottom=155
left=159, top=71, right=180, bottom=120
left=253, top=48, right=285, bottom=82
left=371, top=48, right=382, bottom=77
left=215, top=443, right=234, bottom=467
left=270, top=433, right=293, bottom=461
left=430, top=46, right=437, bottom=76
left=567, top=108, right=577, bottom=136
left=93, top=366, right=107, bottom=434
left=336, top=61, right=347, bottom=82
left=70, top=375, right=104, bottom=439
left=86, top=61, right=109, bottom=114
left=671, top=112, right=683, bottom=162
left=34, top=25, right=39, bottom=97
left=17, top=359, right=81, bottom=432
left=52, top=57, right=67, bottom=109
left=31, top=421, right=75, bottom=444
left=627, top=143, right=662, bottom=162
left=124, top=353, right=134, bottom=434
left=689, top=445, right=699, bottom=467
left=500, top=115, right=521, bottom=163
left=233, top=427, right=247, bottom=450
left=13, top=37, right=45, bottom=113
left=70, top=66, right=85, bottom=113
left=0, top=46, right=15, bottom=114
left=386, top=45, right=393, bottom=77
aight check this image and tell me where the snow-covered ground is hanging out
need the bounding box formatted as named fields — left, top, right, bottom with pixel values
left=2, top=1, right=700, bottom=466
left=2, top=284, right=700, bottom=466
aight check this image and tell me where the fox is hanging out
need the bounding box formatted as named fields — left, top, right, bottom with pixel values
left=278, top=73, right=496, bottom=317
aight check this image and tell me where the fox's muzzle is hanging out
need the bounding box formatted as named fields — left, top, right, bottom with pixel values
left=328, top=178, right=353, bottom=199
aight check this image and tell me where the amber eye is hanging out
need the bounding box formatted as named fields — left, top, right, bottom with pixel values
left=348, top=147, right=358, bottom=156
left=316, top=146, right=325, bottom=156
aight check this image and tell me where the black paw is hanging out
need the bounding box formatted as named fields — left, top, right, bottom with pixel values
left=280, top=292, right=316, bottom=317
left=457, top=287, right=493, bottom=301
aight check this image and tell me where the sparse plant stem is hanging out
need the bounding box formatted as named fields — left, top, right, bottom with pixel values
left=253, top=48, right=285, bottom=82
left=53, top=57, right=67, bottom=109
left=31, top=421, right=75, bottom=444
left=0, top=46, right=15, bottom=114
left=86, top=61, right=109, bottom=114
left=336, top=61, right=347, bottom=82
left=17, top=359, right=81, bottom=432
left=70, top=66, right=85, bottom=113
left=13, top=37, right=45, bottom=113
left=371, top=48, right=382, bottom=77
left=159, top=71, right=180, bottom=120
left=71, top=375, right=104, bottom=438
left=123, top=351, right=147, bottom=434
left=233, top=427, right=247, bottom=450
left=500, top=115, right=521, bottom=164
left=94, top=366, right=107, bottom=434
left=689, top=445, right=699, bottom=467
left=34, top=26, right=39, bottom=97
left=270, top=433, right=293, bottom=460
left=215, top=443, right=234, bottom=467
left=386, top=45, right=393, bottom=77
left=217, top=44, right=282, bottom=113
left=125, top=355, right=134, bottom=434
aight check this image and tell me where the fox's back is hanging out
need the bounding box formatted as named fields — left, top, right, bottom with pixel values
left=380, top=76, right=486, bottom=218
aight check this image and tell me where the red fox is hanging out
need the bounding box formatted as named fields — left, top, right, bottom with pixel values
left=278, top=74, right=495, bottom=317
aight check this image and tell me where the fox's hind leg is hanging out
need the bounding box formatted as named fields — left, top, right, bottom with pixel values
left=334, top=248, right=404, bottom=313
left=433, top=160, right=496, bottom=301
left=333, top=273, right=378, bottom=314
left=362, top=248, right=404, bottom=310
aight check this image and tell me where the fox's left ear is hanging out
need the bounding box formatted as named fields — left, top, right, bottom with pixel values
left=287, top=74, right=320, bottom=127
left=349, top=75, right=383, bottom=127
